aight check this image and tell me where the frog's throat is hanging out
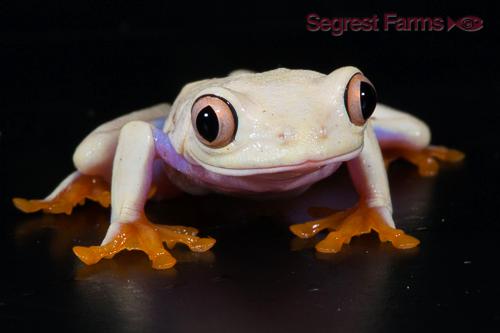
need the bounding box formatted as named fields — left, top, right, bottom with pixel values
left=187, top=146, right=363, bottom=177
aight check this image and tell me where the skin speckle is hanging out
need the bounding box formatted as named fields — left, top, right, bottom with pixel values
left=319, top=126, right=328, bottom=139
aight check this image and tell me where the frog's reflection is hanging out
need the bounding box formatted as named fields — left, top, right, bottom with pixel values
left=75, top=248, right=216, bottom=279
left=15, top=204, right=109, bottom=261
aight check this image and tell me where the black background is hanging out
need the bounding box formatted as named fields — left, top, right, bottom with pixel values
left=1, top=1, right=499, bottom=332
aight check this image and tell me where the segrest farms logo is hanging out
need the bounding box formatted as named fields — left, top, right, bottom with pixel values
left=306, top=12, right=484, bottom=37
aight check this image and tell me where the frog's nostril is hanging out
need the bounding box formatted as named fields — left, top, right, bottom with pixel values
left=319, top=126, right=328, bottom=139
left=277, top=128, right=297, bottom=144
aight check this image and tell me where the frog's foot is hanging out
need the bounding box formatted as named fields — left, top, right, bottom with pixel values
left=290, top=205, right=420, bottom=253
left=73, top=216, right=216, bottom=269
left=13, top=172, right=110, bottom=215
left=383, top=145, right=465, bottom=177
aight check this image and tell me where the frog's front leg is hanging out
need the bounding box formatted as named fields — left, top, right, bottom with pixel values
left=290, top=124, right=420, bottom=253
left=72, top=121, right=215, bottom=269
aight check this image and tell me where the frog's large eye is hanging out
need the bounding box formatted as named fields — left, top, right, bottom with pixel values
left=344, top=73, right=377, bottom=126
left=191, top=94, right=238, bottom=148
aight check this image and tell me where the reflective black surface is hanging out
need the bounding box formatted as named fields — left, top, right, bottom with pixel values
left=1, top=1, right=499, bottom=332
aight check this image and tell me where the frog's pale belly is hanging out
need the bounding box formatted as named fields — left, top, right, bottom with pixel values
left=164, top=160, right=342, bottom=198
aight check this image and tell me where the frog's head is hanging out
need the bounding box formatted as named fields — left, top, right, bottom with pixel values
left=166, top=66, right=377, bottom=178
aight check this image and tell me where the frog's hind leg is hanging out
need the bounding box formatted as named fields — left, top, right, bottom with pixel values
left=382, top=146, right=465, bottom=177
left=13, top=104, right=171, bottom=215
left=13, top=172, right=110, bottom=215
left=372, top=104, right=464, bottom=176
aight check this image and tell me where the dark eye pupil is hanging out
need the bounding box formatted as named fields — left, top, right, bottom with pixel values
left=360, top=81, right=377, bottom=119
left=196, top=106, right=219, bottom=142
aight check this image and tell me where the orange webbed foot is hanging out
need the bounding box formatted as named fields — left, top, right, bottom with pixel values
left=384, top=145, right=465, bottom=177
left=290, top=204, right=419, bottom=253
left=13, top=174, right=110, bottom=215
left=73, top=216, right=216, bottom=269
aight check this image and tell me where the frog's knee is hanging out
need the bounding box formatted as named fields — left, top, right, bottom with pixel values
left=118, top=120, right=154, bottom=144
left=374, top=116, right=431, bottom=150
left=405, top=118, right=431, bottom=149
left=73, top=133, right=117, bottom=178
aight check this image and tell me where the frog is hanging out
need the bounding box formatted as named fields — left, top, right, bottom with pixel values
left=13, top=67, right=464, bottom=269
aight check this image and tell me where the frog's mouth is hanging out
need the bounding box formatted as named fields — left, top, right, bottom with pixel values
left=191, top=146, right=363, bottom=178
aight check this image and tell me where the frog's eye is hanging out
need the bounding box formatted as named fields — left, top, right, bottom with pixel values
left=191, top=94, right=238, bottom=148
left=344, top=73, right=377, bottom=126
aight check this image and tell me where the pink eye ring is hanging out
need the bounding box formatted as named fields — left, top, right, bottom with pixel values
left=191, top=94, right=238, bottom=148
left=344, top=73, right=377, bottom=126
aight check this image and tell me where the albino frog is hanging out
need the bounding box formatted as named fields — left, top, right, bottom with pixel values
left=14, top=67, right=464, bottom=269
